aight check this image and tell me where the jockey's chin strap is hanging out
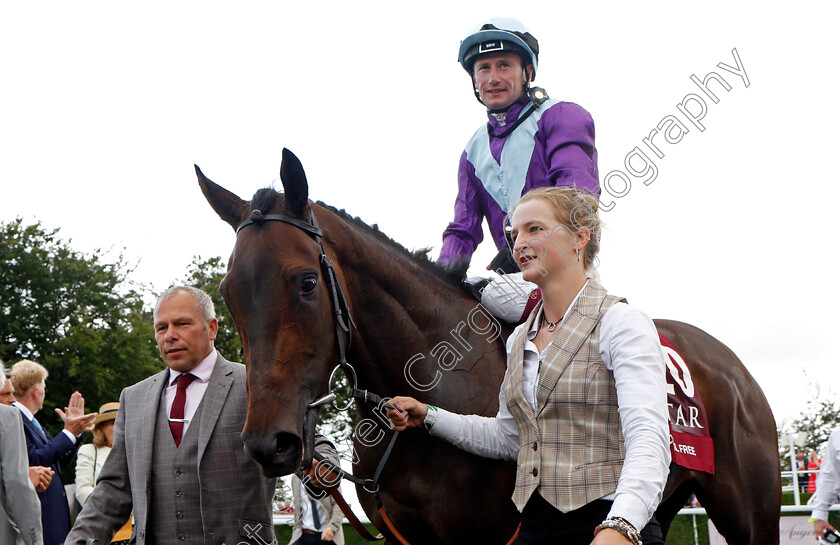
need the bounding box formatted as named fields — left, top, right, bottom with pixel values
left=487, top=86, right=550, bottom=140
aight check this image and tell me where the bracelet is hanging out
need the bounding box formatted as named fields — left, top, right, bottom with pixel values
left=594, top=517, right=642, bottom=545
left=421, top=405, right=438, bottom=431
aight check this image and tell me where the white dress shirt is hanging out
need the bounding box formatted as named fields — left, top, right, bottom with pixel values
left=299, top=480, right=328, bottom=532
left=163, top=349, right=217, bottom=436
left=812, top=427, right=840, bottom=521
left=430, top=282, right=670, bottom=531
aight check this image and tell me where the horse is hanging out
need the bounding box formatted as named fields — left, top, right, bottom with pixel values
left=197, top=149, right=781, bottom=544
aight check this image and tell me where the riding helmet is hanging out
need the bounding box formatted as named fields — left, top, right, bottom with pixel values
left=458, top=17, right=539, bottom=81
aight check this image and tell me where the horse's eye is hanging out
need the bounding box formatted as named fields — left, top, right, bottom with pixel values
left=300, top=276, right=318, bottom=295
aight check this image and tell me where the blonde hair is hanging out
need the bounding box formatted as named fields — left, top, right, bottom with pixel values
left=92, top=421, right=112, bottom=448
left=512, top=187, right=602, bottom=270
left=10, top=359, right=48, bottom=398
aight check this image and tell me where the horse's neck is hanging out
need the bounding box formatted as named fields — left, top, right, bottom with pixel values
left=325, top=215, right=507, bottom=409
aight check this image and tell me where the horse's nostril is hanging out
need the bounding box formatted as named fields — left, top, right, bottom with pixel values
left=274, top=431, right=301, bottom=458
left=242, top=428, right=301, bottom=477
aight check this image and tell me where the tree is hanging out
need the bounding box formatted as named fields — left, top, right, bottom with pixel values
left=784, top=391, right=840, bottom=454
left=0, top=219, right=162, bottom=434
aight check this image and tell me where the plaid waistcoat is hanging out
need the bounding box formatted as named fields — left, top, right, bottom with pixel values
left=504, top=279, right=626, bottom=513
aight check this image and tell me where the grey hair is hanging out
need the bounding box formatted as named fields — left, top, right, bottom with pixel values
left=155, top=286, right=216, bottom=323
left=0, top=362, right=5, bottom=389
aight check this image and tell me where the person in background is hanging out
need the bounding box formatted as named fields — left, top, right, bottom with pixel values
left=289, top=436, right=345, bottom=545
left=811, top=429, right=840, bottom=541
left=439, top=17, right=600, bottom=272
left=808, top=450, right=821, bottom=494
left=11, top=360, right=96, bottom=545
left=797, top=451, right=808, bottom=495
left=0, top=370, right=17, bottom=405
left=0, top=369, right=53, bottom=494
left=74, top=402, right=132, bottom=544
left=0, top=363, right=43, bottom=545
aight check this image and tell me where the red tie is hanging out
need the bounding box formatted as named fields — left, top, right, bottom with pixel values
left=169, top=373, right=196, bottom=447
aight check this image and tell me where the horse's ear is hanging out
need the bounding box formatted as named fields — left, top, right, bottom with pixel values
left=195, top=165, right=248, bottom=231
left=279, top=148, right=309, bottom=218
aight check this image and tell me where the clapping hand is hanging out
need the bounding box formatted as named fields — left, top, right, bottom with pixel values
left=56, top=391, right=97, bottom=435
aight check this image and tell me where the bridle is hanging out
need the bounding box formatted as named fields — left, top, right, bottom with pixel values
left=235, top=207, right=355, bottom=357
left=236, top=207, right=399, bottom=466
left=235, top=206, right=407, bottom=541
left=235, top=207, right=359, bottom=470
left=235, top=205, right=520, bottom=545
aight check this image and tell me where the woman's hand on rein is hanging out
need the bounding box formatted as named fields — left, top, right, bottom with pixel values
left=386, top=396, right=428, bottom=431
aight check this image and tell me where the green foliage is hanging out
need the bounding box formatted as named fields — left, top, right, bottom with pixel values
left=0, top=219, right=162, bottom=434
left=787, top=393, right=840, bottom=453
left=778, top=388, right=840, bottom=471
left=666, top=513, right=709, bottom=544
left=783, top=490, right=813, bottom=505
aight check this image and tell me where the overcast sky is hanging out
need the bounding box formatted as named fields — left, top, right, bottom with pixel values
left=2, top=1, right=838, bottom=439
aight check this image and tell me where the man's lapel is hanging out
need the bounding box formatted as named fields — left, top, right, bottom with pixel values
left=140, top=369, right=169, bottom=485
left=20, top=414, right=47, bottom=446
left=197, top=353, right=234, bottom=461
left=508, top=311, right=536, bottom=422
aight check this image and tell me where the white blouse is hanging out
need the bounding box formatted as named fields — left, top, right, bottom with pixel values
left=429, top=283, right=671, bottom=531
left=75, top=443, right=111, bottom=507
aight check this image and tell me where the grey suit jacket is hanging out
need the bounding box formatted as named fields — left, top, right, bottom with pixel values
left=65, top=353, right=276, bottom=545
left=0, top=403, right=43, bottom=545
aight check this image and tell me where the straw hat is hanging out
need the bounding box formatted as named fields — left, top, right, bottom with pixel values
left=93, top=402, right=120, bottom=426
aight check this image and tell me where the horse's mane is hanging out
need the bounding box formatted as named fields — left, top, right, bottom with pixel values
left=249, top=188, right=470, bottom=291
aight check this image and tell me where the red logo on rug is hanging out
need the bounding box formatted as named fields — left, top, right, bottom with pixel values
left=659, top=332, right=715, bottom=474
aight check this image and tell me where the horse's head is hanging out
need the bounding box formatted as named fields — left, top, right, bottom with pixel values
left=197, top=149, right=346, bottom=477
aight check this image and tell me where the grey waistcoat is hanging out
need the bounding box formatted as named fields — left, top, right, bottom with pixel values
left=148, top=392, right=205, bottom=544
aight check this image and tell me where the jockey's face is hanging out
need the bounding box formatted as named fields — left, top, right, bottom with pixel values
left=472, top=52, right=530, bottom=111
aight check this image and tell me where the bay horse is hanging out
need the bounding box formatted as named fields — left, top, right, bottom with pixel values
left=197, top=149, right=780, bottom=544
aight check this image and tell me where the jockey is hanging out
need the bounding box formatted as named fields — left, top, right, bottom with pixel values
left=439, top=18, right=601, bottom=273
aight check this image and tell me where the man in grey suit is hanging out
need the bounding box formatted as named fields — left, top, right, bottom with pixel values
left=66, top=286, right=276, bottom=545
left=0, top=365, right=43, bottom=545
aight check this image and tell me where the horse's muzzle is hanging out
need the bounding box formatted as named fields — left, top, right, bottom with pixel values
left=241, top=428, right=301, bottom=477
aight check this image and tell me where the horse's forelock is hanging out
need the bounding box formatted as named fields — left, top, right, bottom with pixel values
left=250, top=187, right=285, bottom=214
